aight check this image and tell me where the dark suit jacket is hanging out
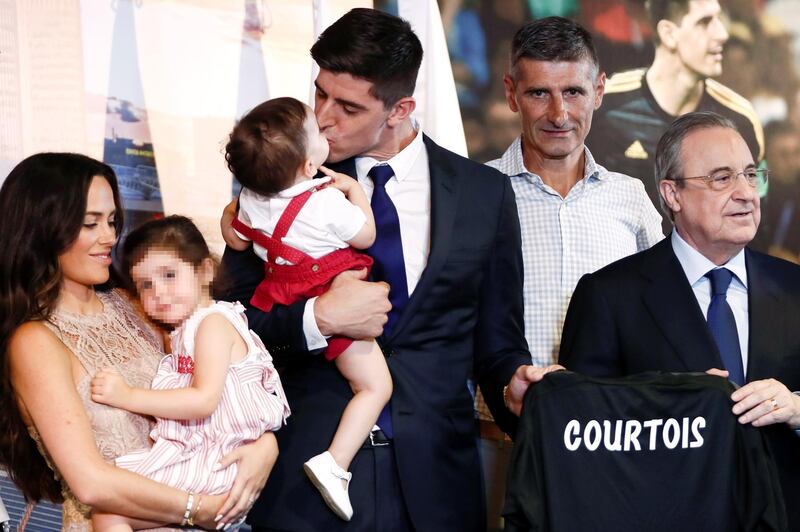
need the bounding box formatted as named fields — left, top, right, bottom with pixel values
left=558, top=236, right=800, bottom=530
left=220, top=135, right=530, bottom=532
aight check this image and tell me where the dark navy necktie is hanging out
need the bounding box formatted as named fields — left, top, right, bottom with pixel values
left=367, top=164, right=409, bottom=337
left=366, top=164, right=407, bottom=439
left=706, top=268, right=745, bottom=386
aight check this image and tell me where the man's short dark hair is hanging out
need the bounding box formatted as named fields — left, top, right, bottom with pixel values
left=310, top=8, right=423, bottom=109
left=646, top=0, right=691, bottom=45
left=509, top=17, right=599, bottom=80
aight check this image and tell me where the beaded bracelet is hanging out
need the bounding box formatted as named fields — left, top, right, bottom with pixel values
left=187, top=495, right=204, bottom=527
left=181, top=492, right=195, bottom=526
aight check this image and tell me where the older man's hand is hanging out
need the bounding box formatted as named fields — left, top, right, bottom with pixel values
left=731, top=378, right=800, bottom=429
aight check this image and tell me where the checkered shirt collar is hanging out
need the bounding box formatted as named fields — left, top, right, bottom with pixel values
left=497, top=136, right=605, bottom=183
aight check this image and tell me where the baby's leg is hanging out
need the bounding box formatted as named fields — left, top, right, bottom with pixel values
left=329, top=339, right=392, bottom=470
left=303, top=339, right=391, bottom=520
left=91, top=512, right=158, bottom=531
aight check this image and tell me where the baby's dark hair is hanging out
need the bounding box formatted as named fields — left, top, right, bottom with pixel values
left=122, top=215, right=214, bottom=294
left=225, top=97, right=310, bottom=196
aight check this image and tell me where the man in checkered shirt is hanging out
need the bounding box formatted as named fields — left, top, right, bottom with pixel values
left=478, top=17, right=664, bottom=530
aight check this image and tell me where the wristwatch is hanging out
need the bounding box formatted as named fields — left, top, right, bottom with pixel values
left=503, top=385, right=512, bottom=410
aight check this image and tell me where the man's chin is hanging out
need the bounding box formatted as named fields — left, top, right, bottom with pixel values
left=325, top=149, right=353, bottom=164
left=702, top=64, right=723, bottom=78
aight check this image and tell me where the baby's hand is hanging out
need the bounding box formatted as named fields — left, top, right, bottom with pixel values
left=90, top=368, right=131, bottom=408
left=220, top=197, right=251, bottom=251
left=319, top=165, right=355, bottom=194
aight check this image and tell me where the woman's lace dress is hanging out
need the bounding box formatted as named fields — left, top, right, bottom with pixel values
left=29, top=289, right=163, bottom=531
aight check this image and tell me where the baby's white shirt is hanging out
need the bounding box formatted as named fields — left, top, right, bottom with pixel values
left=236, top=178, right=367, bottom=265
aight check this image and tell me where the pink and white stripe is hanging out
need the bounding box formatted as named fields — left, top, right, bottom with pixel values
left=116, top=301, right=290, bottom=494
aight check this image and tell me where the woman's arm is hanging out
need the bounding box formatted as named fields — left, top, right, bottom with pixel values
left=91, top=313, right=241, bottom=420
left=8, top=321, right=225, bottom=525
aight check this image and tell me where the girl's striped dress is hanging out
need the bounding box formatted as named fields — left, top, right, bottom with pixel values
left=115, top=301, right=290, bottom=494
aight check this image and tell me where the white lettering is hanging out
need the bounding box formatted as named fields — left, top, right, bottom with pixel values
left=603, top=420, right=623, bottom=451
left=690, top=417, right=706, bottom=448
left=563, top=416, right=706, bottom=452
left=564, top=420, right=581, bottom=451
left=623, top=420, right=642, bottom=451
left=643, top=419, right=664, bottom=450
left=662, top=418, right=680, bottom=449
left=681, top=417, right=690, bottom=449
left=584, top=420, right=602, bottom=451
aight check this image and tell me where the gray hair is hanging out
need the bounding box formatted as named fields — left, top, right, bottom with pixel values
left=654, top=111, right=739, bottom=216
left=509, top=17, right=599, bottom=81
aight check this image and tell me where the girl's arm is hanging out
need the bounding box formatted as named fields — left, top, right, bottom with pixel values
left=8, top=322, right=226, bottom=526
left=320, top=165, right=376, bottom=249
left=91, top=312, right=242, bottom=420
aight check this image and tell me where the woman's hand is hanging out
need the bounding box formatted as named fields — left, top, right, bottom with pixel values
left=192, top=493, right=227, bottom=530
left=214, top=432, right=279, bottom=527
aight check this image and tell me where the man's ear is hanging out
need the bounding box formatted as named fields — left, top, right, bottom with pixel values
left=594, top=71, right=606, bottom=110
left=386, top=97, right=416, bottom=127
left=657, top=19, right=680, bottom=50
left=659, top=179, right=681, bottom=214
left=503, top=74, right=519, bottom=113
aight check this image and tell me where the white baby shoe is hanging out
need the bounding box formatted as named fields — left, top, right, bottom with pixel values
left=303, top=451, right=354, bottom=521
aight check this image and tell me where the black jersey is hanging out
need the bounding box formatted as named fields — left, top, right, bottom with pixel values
left=587, top=68, right=765, bottom=232
left=504, top=371, right=787, bottom=532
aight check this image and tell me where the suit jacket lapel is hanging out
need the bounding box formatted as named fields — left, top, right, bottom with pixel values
left=745, top=249, right=785, bottom=381
left=640, top=237, right=722, bottom=371
left=387, top=135, right=459, bottom=341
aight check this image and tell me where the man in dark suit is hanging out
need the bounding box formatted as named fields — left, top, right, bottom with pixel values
left=559, top=111, right=800, bottom=530
left=220, top=9, right=550, bottom=532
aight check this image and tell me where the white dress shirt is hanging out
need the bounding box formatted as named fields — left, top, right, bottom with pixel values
left=303, top=128, right=431, bottom=349
left=671, top=230, right=750, bottom=375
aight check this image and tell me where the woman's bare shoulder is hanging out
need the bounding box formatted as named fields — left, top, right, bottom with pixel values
left=8, top=320, right=71, bottom=365
left=10, top=319, right=61, bottom=347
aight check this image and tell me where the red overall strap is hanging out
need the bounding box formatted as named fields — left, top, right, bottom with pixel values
left=230, top=217, right=303, bottom=264
left=231, top=187, right=320, bottom=266
left=271, top=188, right=315, bottom=241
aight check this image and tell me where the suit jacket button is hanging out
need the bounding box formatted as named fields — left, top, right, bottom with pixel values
left=311, top=264, right=320, bottom=272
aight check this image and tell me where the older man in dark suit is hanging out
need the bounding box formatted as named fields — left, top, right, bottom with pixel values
left=220, top=8, right=551, bottom=532
left=560, top=111, right=800, bottom=530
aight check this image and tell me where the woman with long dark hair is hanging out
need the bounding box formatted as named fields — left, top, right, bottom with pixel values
left=0, top=153, right=277, bottom=530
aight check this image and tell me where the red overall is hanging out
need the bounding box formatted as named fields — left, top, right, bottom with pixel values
left=231, top=186, right=373, bottom=360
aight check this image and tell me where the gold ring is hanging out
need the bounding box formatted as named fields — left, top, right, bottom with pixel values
left=770, top=398, right=779, bottom=410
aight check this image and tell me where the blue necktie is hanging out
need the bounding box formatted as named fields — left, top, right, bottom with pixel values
left=367, top=164, right=407, bottom=439
left=706, top=268, right=745, bottom=386
left=367, top=164, right=409, bottom=336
